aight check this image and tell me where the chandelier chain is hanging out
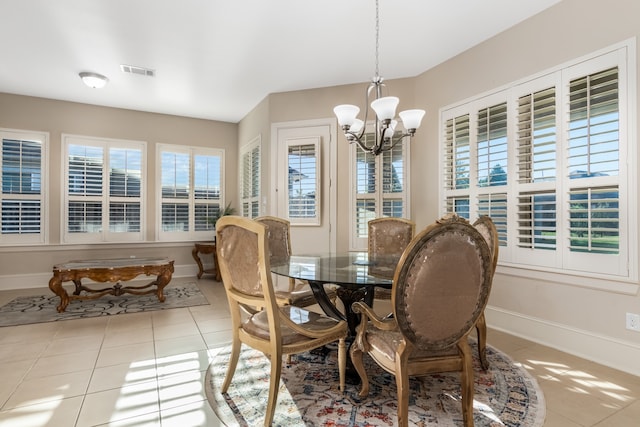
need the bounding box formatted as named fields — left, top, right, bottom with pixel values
left=375, top=0, right=379, bottom=79
left=332, top=0, right=425, bottom=156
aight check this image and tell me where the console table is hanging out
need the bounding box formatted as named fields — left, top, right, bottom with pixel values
left=48, top=257, right=174, bottom=313
left=192, top=241, right=221, bottom=281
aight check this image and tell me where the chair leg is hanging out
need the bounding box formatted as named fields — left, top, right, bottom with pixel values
left=396, top=374, right=410, bottom=427
left=221, top=338, right=241, bottom=393
left=338, top=338, right=346, bottom=392
left=264, top=350, right=283, bottom=426
left=349, top=342, right=370, bottom=397
left=395, top=353, right=411, bottom=427
left=476, top=312, right=489, bottom=370
left=459, top=338, right=475, bottom=427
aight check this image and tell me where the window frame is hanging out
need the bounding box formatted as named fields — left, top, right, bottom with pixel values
left=349, top=131, right=411, bottom=251
left=62, top=134, right=145, bottom=244
left=439, top=39, right=637, bottom=288
left=284, top=136, right=321, bottom=226
left=0, top=128, right=49, bottom=245
left=156, top=143, right=225, bottom=242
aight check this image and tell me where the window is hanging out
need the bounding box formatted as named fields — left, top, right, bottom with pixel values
left=351, top=132, right=409, bottom=250
left=286, top=137, right=320, bottom=225
left=441, top=42, right=634, bottom=279
left=0, top=129, right=48, bottom=245
left=158, top=144, right=224, bottom=240
left=240, top=136, right=261, bottom=219
left=63, top=135, right=144, bottom=243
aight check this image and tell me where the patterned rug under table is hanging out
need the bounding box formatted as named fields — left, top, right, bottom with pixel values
left=205, top=340, right=546, bottom=426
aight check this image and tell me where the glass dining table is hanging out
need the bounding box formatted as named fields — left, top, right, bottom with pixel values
left=270, top=252, right=399, bottom=334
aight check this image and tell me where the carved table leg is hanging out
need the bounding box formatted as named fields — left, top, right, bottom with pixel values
left=155, top=262, right=175, bottom=302
left=192, top=246, right=205, bottom=279
left=49, top=274, right=69, bottom=313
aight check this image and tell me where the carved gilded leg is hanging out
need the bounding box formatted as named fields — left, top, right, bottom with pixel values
left=192, top=246, right=205, bottom=279
left=395, top=369, right=410, bottom=427
left=264, top=348, right=282, bottom=426
left=221, top=336, right=241, bottom=393
left=155, top=263, right=174, bottom=303
left=349, top=341, right=369, bottom=397
left=48, top=274, right=69, bottom=313
left=459, top=337, right=475, bottom=427
left=338, top=337, right=346, bottom=392
left=395, top=348, right=411, bottom=427
left=476, top=312, right=489, bottom=370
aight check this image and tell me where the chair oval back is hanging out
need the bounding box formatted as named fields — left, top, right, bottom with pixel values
left=216, top=216, right=269, bottom=297
left=393, top=216, right=492, bottom=351
left=255, top=216, right=292, bottom=264
left=368, top=217, right=415, bottom=257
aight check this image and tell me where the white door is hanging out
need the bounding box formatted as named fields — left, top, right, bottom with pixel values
left=271, top=119, right=336, bottom=254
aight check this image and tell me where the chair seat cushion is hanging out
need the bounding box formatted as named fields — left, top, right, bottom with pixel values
left=243, top=305, right=343, bottom=345
left=275, top=282, right=338, bottom=307
left=366, top=324, right=459, bottom=364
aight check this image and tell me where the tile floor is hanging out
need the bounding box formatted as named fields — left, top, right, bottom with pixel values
left=0, top=276, right=638, bottom=426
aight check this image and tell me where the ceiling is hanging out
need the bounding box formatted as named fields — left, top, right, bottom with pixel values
left=0, top=0, right=561, bottom=123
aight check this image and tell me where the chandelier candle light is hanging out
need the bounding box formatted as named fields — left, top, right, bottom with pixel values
left=333, top=0, right=425, bottom=156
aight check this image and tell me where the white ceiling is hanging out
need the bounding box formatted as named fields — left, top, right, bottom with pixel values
left=0, top=0, right=561, bottom=123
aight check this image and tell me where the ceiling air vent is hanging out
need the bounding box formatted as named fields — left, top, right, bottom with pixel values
left=120, top=64, right=155, bottom=77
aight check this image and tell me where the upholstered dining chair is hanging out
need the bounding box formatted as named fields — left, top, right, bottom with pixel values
left=351, top=214, right=492, bottom=427
left=256, top=215, right=336, bottom=307
left=216, top=216, right=347, bottom=426
left=472, top=215, right=499, bottom=370
left=367, top=217, right=415, bottom=300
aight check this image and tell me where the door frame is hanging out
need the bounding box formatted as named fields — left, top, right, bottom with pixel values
left=270, top=118, right=337, bottom=253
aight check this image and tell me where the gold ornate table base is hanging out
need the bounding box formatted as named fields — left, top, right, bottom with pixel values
left=48, top=257, right=175, bottom=313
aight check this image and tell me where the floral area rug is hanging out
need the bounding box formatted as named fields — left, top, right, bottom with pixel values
left=0, top=283, right=209, bottom=327
left=205, top=340, right=545, bottom=426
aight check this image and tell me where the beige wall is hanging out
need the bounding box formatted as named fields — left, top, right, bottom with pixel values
left=0, top=93, right=238, bottom=283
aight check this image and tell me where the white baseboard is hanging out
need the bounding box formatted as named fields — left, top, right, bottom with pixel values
left=486, top=306, right=640, bottom=377
left=0, top=263, right=200, bottom=291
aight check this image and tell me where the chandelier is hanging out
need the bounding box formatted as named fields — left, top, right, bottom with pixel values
left=333, top=0, right=425, bottom=156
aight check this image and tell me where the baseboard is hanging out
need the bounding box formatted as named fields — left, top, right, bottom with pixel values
left=0, top=263, right=200, bottom=291
left=486, top=306, right=640, bottom=377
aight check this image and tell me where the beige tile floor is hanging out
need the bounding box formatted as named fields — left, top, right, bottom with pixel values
left=0, top=276, right=638, bottom=426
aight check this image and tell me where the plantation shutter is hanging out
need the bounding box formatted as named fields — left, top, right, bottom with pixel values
left=68, top=144, right=103, bottom=234
left=193, top=154, right=221, bottom=231
left=477, top=103, right=508, bottom=246
left=109, top=148, right=142, bottom=233
left=443, top=114, right=471, bottom=218
left=241, top=141, right=260, bottom=219
left=1, top=137, right=43, bottom=240
left=287, top=139, right=319, bottom=224
left=160, top=151, right=190, bottom=232
left=516, top=86, right=557, bottom=251
left=567, top=67, right=620, bottom=256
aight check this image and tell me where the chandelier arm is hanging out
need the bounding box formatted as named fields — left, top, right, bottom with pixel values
left=384, top=133, right=414, bottom=152
left=352, top=135, right=376, bottom=154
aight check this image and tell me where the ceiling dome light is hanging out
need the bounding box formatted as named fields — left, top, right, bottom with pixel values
left=79, top=72, right=108, bottom=89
